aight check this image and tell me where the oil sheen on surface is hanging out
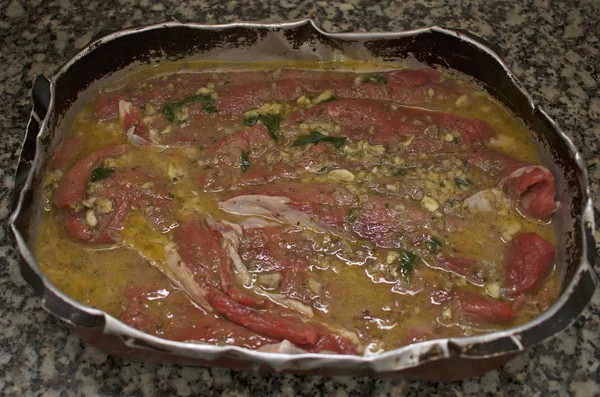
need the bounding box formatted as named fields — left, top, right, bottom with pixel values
left=36, top=61, right=560, bottom=355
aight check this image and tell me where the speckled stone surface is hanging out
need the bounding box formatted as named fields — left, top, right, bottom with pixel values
left=1, top=0, right=599, bottom=395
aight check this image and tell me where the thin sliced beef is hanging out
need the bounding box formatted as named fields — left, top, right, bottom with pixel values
left=432, top=255, right=485, bottom=286
left=60, top=168, right=174, bottom=244
left=465, top=148, right=558, bottom=220
left=285, top=99, right=494, bottom=151
left=54, top=144, right=131, bottom=244
left=197, top=142, right=335, bottom=192
left=206, top=288, right=356, bottom=354
left=97, top=68, right=469, bottom=121
left=121, top=283, right=275, bottom=349
left=47, top=138, right=82, bottom=172
left=452, top=291, right=514, bottom=324
left=504, top=232, right=555, bottom=297
left=173, top=219, right=270, bottom=309
left=351, top=196, right=433, bottom=248
left=221, top=182, right=354, bottom=232
left=240, top=227, right=317, bottom=304
left=54, top=144, right=128, bottom=209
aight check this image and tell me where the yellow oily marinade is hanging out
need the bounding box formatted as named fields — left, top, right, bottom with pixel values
left=36, top=61, right=559, bottom=354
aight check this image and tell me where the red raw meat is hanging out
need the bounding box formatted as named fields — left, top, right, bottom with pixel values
left=504, top=232, right=555, bottom=297
left=54, top=144, right=127, bottom=209
left=95, top=68, right=468, bottom=123
left=47, top=138, right=82, bottom=171
left=351, top=195, right=431, bottom=248
left=453, top=291, right=514, bottom=324
left=121, top=283, right=275, bottom=349
left=286, top=99, right=494, bottom=151
left=59, top=167, right=173, bottom=244
left=466, top=148, right=558, bottom=220
left=173, top=219, right=270, bottom=309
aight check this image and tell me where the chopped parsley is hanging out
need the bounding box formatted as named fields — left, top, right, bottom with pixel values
left=370, top=73, right=388, bottom=85
left=347, top=208, right=358, bottom=224
left=292, top=130, right=347, bottom=149
left=244, top=115, right=259, bottom=126
left=426, top=235, right=443, bottom=253
left=91, top=167, right=114, bottom=182
left=163, top=94, right=217, bottom=122
left=454, top=177, right=472, bottom=188
left=241, top=150, right=251, bottom=172
left=393, top=169, right=407, bottom=177
left=397, top=250, right=418, bottom=278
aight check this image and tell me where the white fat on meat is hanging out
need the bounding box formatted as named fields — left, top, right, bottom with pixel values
left=462, top=187, right=509, bottom=213
left=211, top=219, right=253, bottom=288
left=257, top=340, right=309, bottom=354
left=252, top=289, right=315, bottom=317
left=219, top=195, right=340, bottom=235
left=500, top=165, right=550, bottom=182
left=238, top=217, right=280, bottom=229
left=211, top=218, right=316, bottom=317
left=163, top=243, right=213, bottom=312
left=119, top=100, right=172, bottom=149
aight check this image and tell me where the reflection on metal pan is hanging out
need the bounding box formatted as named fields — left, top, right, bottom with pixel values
left=9, top=19, right=597, bottom=380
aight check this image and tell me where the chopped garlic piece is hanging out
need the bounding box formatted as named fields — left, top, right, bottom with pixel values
left=196, top=87, right=211, bottom=95
left=168, top=162, right=185, bottom=182
left=368, top=144, right=386, bottom=155
left=244, top=103, right=283, bottom=118
left=313, top=89, right=335, bottom=104
left=455, top=95, right=470, bottom=108
left=85, top=210, right=98, bottom=227
left=501, top=220, right=522, bottom=242
left=307, top=278, right=321, bottom=295
left=144, top=103, right=156, bottom=114
left=386, top=251, right=399, bottom=264
left=43, top=170, right=63, bottom=188
left=442, top=306, right=453, bottom=319
left=444, top=133, right=455, bottom=142
left=420, top=196, right=439, bottom=212
left=400, top=135, right=415, bottom=147
left=257, top=273, right=281, bottom=289
left=327, top=169, right=355, bottom=182
left=489, top=134, right=516, bottom=149
left=95, top=199, right=114, bottom=214
left=296, top=95, right=312, bottom=107
left=486, top=282, right=502, bottom=299
left=427, top=88, right=435, bottom=99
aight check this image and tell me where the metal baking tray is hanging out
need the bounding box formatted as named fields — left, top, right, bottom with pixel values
left=9, top=19, right=597, bottom=380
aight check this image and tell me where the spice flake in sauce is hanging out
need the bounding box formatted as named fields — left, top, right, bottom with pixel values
left=36, top=61, right=560, bottom=355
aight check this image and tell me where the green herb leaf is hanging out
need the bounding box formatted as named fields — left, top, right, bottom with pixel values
left=241, top=150, right=251, bottom=172
left=91, top=167, right=114, bottom=182
left=454, top=177, right=471, bottom=188
left=393, top=169, right=407, bottom=177
left=347, top=209, right=358, bottom=224
left=426, top=236, right=443, bottom=253
left=244, top=115, right=259, bottom=126
left=370, top=73, right=388, bottom=85
left=397, top=250, right=418, bottom=277
left=163, top=94, right=217, bottom=122
left=260, top=114, right=281, bottom=141
left=292, top=130, right=347, bottom=149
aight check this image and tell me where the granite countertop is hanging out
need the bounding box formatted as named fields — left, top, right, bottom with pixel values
left=1, top=0, right=598, bottom=395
